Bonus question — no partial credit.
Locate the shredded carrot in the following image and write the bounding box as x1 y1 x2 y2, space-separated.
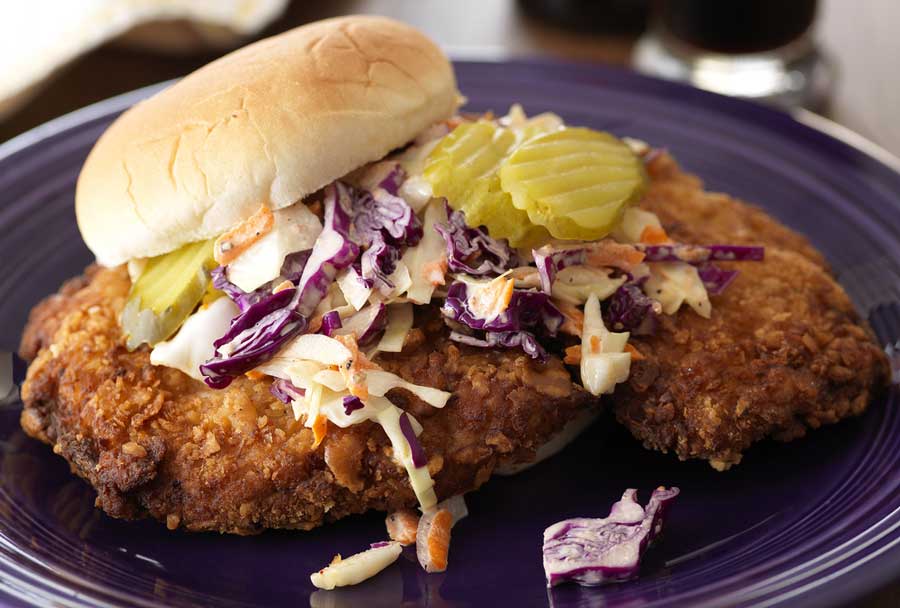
468 275 514 320
423 255 448 286
334 334 379 400
214 205 274 265
590 335 602 354
425 509 453 572
564 345 581 365
311 415 328 448
272 280 293 293
639 225 669 244
555 301 584 336
509 266 541 289
625 343 646 361
307 199 324 219
584 240 645 270
307 314 324 334
386 510 420 546
245 370 265 381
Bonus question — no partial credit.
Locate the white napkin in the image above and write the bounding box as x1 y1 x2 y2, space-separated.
0 0 288 119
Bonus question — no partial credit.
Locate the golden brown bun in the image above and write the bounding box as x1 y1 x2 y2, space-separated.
76 15 459 266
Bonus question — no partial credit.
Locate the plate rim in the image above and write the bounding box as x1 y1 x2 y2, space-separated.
1 59 898 608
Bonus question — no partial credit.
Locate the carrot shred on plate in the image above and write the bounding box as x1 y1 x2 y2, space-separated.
590 335 602 354
424 509 453 572
386 509 420 546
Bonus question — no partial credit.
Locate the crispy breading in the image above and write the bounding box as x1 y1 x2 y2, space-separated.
641 152 828 268
19 266 593 534
17 150 891 533
619 154 891 469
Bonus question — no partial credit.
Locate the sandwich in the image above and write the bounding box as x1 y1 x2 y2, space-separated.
19 13 889 553
20 15 601 535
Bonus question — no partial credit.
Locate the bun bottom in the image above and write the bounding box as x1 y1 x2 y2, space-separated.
495 408 600 476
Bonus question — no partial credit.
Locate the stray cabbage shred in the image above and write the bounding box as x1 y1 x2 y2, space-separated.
137 105 765 515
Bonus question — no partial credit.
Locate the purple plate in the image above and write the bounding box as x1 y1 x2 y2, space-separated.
1 60 899 608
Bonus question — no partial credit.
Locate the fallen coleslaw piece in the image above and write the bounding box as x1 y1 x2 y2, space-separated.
416 495 469 573
310 541 403 590
542 487 680 587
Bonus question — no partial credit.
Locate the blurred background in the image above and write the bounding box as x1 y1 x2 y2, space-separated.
1 0 899 158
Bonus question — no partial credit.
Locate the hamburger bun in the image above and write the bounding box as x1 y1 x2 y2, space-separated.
76 15 459 267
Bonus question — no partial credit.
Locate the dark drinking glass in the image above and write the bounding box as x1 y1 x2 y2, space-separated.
633 0 831 111
659 0 817 54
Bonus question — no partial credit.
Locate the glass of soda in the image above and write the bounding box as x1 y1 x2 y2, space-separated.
633 0 832 110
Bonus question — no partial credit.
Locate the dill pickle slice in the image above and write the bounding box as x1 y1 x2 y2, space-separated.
464 177 551 247
424 121 544 247
121 239 216 350
499 128 647 240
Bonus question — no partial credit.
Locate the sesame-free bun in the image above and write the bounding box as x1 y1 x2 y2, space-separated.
76 15 459 266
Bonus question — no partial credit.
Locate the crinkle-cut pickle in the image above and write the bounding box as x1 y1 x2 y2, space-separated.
424 121 547 247
499 127 647 240
121 238 216 350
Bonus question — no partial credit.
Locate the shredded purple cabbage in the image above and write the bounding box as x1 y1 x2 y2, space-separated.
434 204 518 276
637 243 764 264
319 310 343 336
292 183 361 317
543 487 680 587
697 263 740 296
342 395 365 415
399 412 427 467
605 283 658 335
532 245 587 294
212 250 311 312
379 165 405 195
201 183 360 388
346 183 421 294
200 288 307 388
449 330 549 362
270 378 305 404
352 188 422 248
336 303 387 346
369 541 394 549
359 236 401 294
442 282 563 337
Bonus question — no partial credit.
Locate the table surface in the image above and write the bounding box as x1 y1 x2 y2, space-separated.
1 1 897 606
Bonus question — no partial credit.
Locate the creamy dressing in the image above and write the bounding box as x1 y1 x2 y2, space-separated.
310 542 402 590
227 202 322 292
579 292 631 396
551 266 627 306
375 303 414 353
612 207 664 244
149 297 239 380
401 199 448 304
643 262 711 318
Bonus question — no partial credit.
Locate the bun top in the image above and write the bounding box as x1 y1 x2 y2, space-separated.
76 15 459 266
